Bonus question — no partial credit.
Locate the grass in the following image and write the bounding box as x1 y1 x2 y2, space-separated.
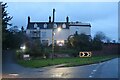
17 54 118 68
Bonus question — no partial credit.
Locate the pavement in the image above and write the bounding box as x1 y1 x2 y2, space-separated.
2 50 119 78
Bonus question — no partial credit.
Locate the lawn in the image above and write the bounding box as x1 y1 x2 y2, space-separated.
17 55 118 68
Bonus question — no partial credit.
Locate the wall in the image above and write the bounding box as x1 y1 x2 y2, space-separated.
26 29 70 45
92 43 119 56
26 25 91 45
40 29 52 45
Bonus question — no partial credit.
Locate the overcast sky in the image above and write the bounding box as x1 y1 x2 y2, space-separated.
7 2 118 41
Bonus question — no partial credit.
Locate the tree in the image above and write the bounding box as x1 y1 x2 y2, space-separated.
93 31 106 42
92 31 106 50
67 33 92 51
67 31 107 51
1 2 13 49
105 36 111 43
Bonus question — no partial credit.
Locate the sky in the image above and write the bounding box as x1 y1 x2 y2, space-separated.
6 2 118 41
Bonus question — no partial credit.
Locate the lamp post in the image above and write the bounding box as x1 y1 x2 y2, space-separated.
52 9 55 60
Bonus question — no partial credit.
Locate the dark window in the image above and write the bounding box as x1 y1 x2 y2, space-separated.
42 40 48 46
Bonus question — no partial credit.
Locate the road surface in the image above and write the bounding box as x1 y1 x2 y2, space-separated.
2 50 119 78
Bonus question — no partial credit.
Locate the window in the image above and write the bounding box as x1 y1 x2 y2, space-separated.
34 23 38 28
62 24 66 28
54 23 57 28
42 40 48 46
44 23 47 28
57 40 64 46
41 31 46 38
37 27 40 30
33 31 39 37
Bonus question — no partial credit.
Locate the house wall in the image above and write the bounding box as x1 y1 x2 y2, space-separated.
40 29 70 45
40 29 52 45
54 29 70 40
26 26 91 46
26 29 70 45
26 29 40 37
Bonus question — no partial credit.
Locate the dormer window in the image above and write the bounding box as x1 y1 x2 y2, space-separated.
62 24 66 28
34 23 38 28
54 23 57 28
44 23 47 28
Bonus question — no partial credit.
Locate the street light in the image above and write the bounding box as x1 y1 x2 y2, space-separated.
20 44 26 59
57 27 62 32
51 9 62 59
20 45 26 52
52 9 55 59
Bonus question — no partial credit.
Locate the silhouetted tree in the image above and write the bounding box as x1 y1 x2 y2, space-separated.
92 31 106 50
67 33 92 51
1 2 13 49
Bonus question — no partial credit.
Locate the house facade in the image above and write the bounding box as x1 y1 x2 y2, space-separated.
26 16 91 46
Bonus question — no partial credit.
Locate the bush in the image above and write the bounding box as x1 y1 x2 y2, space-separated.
16 50 23 59
28 47 43 57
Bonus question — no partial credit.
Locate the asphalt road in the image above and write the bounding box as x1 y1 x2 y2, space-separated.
2 50 119 78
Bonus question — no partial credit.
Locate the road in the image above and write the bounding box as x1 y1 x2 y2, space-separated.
2 50 119 78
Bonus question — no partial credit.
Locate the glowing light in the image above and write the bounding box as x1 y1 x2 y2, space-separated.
57 27 61 32
20 45 26 50
57 40 64 46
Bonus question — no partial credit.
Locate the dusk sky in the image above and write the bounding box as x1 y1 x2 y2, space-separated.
7 2 118 41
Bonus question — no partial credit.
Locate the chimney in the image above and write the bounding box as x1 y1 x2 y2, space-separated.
49 16 51 22
28 16 30 23
66 16 69 23
53 9 55 22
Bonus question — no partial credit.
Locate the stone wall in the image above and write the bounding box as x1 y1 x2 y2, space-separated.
92 43 119 56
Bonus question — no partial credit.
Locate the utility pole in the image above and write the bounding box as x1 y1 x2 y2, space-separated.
52 9 55 60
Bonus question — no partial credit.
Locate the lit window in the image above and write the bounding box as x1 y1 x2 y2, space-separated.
57 40 64 46
62 24 66 28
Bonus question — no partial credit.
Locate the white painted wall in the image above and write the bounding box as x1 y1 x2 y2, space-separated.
54 29 70 40
40 29 70 45
26 29 69 45
26 29 40 37
26 25 91 45
40 29 52 45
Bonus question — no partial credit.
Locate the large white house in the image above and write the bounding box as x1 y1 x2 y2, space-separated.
26 16 91 46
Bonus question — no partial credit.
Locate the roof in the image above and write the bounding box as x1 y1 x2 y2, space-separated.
69 22 91 27
27 21 91 29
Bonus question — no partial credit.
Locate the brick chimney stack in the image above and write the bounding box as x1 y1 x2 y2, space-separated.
66 16 69 23
28 16 30 23
49 16 51 22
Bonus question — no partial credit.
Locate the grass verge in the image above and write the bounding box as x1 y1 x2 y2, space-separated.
17 55 118 68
